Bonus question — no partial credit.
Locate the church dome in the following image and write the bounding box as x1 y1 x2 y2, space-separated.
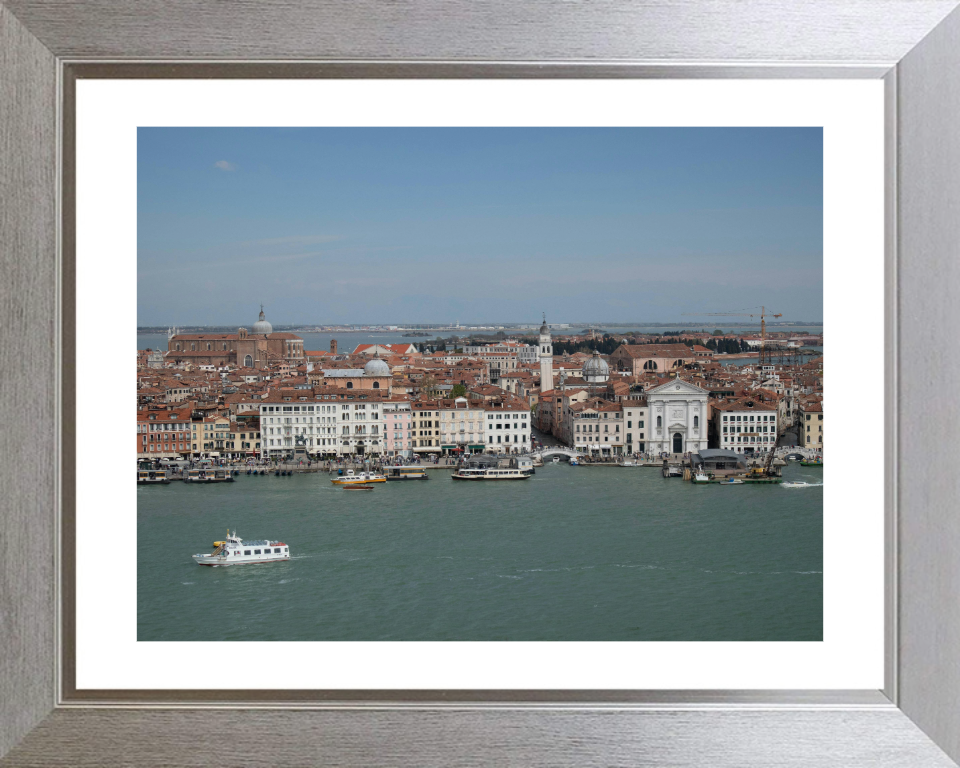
364 354 391 376
252 306 273 335
582 350 610 381
539 312 549 334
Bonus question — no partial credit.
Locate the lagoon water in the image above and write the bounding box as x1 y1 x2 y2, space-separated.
137 326 823 356
138 462 822 642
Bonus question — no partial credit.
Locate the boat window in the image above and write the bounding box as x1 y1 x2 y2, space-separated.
284 547 288 552
244 550 251 555
254 549 261 554
274 548 281 553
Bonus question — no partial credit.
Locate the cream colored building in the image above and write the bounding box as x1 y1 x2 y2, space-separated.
437 397 487 454
797 400 824 452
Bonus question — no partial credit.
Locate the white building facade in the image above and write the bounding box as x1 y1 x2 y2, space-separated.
645 378 709 455
484 402 531 453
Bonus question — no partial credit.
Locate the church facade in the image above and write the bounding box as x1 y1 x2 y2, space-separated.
165 307 304 370
645 378 709 455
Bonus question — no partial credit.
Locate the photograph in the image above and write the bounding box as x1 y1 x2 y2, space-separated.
136 126 824 642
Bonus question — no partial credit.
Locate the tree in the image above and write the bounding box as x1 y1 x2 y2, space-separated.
713 329 724 336
450 383 467 398
420 374 439 398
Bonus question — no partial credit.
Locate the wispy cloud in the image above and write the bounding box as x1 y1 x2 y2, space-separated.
214 160 237 171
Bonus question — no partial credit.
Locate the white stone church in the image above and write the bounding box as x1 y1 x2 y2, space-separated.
646 378 709 455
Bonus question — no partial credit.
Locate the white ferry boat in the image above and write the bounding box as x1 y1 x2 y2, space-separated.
192 531 290 566
331 469 386 485
693 468 711 483
451 467 531 481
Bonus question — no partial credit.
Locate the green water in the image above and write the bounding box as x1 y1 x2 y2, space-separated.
138 463 822 641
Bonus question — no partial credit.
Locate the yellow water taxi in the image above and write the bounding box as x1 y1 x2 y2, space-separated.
331 470 386 485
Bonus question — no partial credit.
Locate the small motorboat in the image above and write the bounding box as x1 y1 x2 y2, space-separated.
693 469 711 483
782 481 813 488
552 457 560 464
569 458 579 466
722 478 744 484
344 484 374 491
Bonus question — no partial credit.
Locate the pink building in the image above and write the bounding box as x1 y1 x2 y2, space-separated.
383 399 414 456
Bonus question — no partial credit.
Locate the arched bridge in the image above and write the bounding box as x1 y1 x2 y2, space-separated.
533 447 583 460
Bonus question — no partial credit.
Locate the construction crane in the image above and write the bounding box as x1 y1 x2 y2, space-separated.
682 306 783 367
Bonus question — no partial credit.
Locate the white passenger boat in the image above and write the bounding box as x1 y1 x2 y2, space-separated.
192 531 290 566
331 469 386 485
451 467 531 481
693 469 711 483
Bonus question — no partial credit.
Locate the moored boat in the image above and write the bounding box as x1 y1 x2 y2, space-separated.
385 466 429 481
331 469 386 485
722 478 744 484
693 469 711 483
138 469 170 484
343 485 374 491
451 467 531 481
192 531 290 566
184 466 234 483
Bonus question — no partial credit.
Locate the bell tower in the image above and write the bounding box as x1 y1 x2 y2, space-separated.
539 312 553 391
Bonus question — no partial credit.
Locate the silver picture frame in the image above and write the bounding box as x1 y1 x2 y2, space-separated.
2 1 959 764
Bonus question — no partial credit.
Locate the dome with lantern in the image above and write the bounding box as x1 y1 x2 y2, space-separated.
582 349 610 383
252 305 273 335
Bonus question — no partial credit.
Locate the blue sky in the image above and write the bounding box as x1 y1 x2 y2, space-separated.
138 127 822 326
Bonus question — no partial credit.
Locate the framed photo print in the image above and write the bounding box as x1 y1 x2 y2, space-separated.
2 1 960 766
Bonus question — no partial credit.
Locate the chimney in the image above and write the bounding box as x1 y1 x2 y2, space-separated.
330 339 338 354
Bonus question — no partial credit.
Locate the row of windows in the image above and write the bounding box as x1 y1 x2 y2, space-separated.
140 422 183 431
263 403 380 413
488 434 526 443
722 414 775 422
242 547 286 555
576 424 620 433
